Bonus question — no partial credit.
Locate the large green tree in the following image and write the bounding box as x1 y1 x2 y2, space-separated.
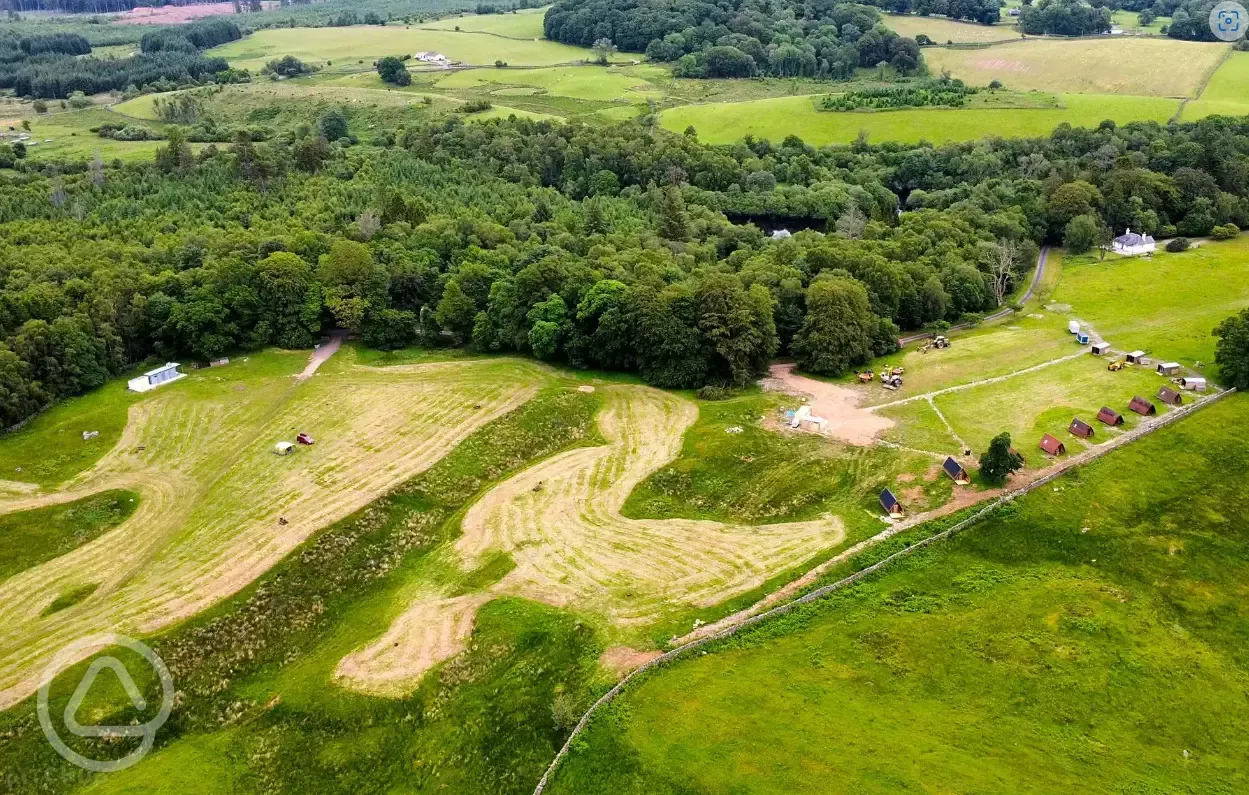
1214 308 1249 390
792 277 875 376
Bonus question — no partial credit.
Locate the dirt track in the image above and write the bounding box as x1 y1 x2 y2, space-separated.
0 355 546 710
337 385 846 694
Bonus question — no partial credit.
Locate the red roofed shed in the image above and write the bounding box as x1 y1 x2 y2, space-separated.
1129 396 1156 416
1158 387 1183 406
1097 407 1124 426
1069 418 1095 439
1040 434 1066 455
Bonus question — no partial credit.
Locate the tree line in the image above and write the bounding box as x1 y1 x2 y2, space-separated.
545 0 923 79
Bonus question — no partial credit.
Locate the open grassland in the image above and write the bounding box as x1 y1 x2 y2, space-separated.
1051 236 1249 374
884 14 1020 43
1112 8 1171 32
207 25 596 70
1184 51 1249 120
420 7 549 38
548 395 1249 795
0 349 551 710
0 491 136 585
11 108 173 162
435 65 661 101
660 93 1178 146
923 38 1227 96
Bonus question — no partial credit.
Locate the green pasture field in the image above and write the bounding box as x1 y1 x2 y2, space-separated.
419 6 549 38
1184 51 1249 120
435 65 662 101
1111 9 1170 33
548 393 1249 794
883 13 1020 43
0 490 137 584
922 38 1227 97
1050 235 1249 375
660 92 1178 146
7 108 171 163
207 25 598 71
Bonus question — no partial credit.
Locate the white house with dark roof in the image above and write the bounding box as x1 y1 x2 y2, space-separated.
1112 228 1156 255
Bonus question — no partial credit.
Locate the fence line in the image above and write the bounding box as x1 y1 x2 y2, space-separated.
531 386 1235 794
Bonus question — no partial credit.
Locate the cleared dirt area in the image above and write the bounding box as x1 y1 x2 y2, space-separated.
0 354 548 710
338 385 846 694
763 363 894 445
111 2 273 24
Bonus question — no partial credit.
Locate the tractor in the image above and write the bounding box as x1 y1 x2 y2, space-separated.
1107 360 1126 372
880 372 903 390
857 371 874 383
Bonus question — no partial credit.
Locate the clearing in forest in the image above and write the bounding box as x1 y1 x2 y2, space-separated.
883 14 1021 43
336 385 846 695
419 7 550 38
0 350 549 710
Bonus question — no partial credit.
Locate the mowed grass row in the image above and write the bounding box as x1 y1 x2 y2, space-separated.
660 93 1179 146
547 394 1249 794
206 25 598 70
922 38 1227 97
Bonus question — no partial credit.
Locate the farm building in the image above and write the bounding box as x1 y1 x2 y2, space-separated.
1112 228 1156 255
1156 362 1181 376
1126 351 1148 364
274 441 294 456
1091 342 1111 355
1097 406 1124 426
414 51 450 64
1129 396 1157 415
879 488 903 518
1158 386 1183 406
1040 434 1066 455
1069 418 1095 439
1180 376 1207 391
127 363 183 393
942 456 970 485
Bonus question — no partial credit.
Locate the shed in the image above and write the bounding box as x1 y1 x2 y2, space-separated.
274 441 294 456
1129 396 1156 416
127 362 184 393
1091 342 1111 355
1180 376 1207 392
942 456 970 485
1156 362 1181 376
1076 332 1090 345
1068 320 1081 334
1096 406 1124 426
1068 418 1095 439
1126 350 1148 364
1158 386 1183 406
879 488 903 518
1040 434 1066 455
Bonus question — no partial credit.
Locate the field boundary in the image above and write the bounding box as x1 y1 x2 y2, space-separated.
531 386 1236 794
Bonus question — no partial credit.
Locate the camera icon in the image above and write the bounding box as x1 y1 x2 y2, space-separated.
37 633 175 773
1210 1 1248 40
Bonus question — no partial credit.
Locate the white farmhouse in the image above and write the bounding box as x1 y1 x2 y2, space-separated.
127 362 184 393
1112 228 1156 256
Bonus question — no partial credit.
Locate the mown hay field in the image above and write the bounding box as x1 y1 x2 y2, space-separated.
660 92 1179 146
419 7 549 38
0 349 551 710
435 65 662 101
548 394 1249 794
207 25 595 70
1184 51 1249 120
922 38 1226 96
883 13 1021 43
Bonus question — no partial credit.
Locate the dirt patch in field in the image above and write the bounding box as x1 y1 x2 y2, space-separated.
923 464 942 482
761 363 894 446
600 646 661 678
296 334 342 381
111 2 274 24
895 472 916 483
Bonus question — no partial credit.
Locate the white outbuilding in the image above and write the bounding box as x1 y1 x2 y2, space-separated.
1112 228 1156 256
127 363 183 393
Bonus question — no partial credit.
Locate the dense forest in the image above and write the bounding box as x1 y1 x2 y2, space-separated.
0 109 1247 429
0 18 237 97
1019 0 1112 36
545 0 924 78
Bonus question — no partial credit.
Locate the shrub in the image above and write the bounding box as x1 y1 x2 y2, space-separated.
1165 237 1191 252
695 385 736 401
1211 223 1240 240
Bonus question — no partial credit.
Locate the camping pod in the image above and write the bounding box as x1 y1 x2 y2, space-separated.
1129 396 1156 416
1158 386 1183 406
1096 407 1124 426
1091 342 1111 355
1040 434 1066 456
1156 362 1181 376
879 488 903 518
1076 332 1090 345
1068 418 1095 439
1126 351 1148 364
1180 376 1207 392
942 456 970 485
